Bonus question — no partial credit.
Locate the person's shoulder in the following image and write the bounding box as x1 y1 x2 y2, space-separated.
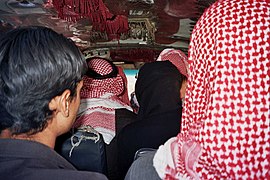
115 108 138 134
61 170 108 180
116 108 137 118
1 167 108 180
21 169 108 180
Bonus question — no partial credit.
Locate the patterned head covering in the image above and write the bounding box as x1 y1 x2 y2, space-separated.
80 57 125 99
74 57 131 144
153 0 270 179
157 48 188 77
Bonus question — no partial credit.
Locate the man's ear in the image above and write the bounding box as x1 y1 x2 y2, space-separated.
59 89 71 117
48 89 71 117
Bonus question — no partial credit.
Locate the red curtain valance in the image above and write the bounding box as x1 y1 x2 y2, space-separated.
49 0 129 40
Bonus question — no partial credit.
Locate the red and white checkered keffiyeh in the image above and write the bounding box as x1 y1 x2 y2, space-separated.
74 58 132 144
80 58 126 99
157 48 189 78
153 0 270 179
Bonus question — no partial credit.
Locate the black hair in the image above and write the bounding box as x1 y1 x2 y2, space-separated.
0 26 87 135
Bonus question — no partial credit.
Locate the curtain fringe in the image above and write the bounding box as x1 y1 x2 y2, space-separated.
52 0 129 39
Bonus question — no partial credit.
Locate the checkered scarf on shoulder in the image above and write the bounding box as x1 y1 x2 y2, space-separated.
74 57 132 144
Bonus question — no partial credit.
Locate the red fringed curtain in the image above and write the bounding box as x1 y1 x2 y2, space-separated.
51 0 129 39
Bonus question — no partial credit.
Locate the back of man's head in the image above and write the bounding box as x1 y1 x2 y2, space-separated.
0 26 87 135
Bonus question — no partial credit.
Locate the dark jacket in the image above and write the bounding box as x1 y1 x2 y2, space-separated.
0 138 108 180
106 108 137 180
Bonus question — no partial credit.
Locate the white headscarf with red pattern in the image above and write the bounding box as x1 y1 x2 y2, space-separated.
153 0 270 179
73 58 132 144
157 48 189 78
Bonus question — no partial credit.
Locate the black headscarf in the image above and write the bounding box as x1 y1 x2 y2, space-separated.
135 61 183 120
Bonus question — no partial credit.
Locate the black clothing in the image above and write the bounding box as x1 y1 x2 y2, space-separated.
117 108 181 179
106 108 137 180
135 61 183 120
117 61 183 179
0 138 108 180
115 108 138 135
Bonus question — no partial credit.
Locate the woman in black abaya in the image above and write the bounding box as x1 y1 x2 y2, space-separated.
117 57 188 179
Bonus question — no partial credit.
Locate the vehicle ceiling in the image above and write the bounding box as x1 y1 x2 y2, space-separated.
0 0 216 67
